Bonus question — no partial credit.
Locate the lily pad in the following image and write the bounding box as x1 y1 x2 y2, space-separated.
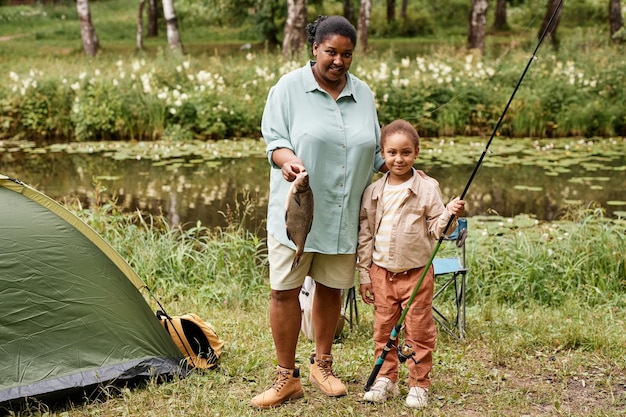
513 185 543 191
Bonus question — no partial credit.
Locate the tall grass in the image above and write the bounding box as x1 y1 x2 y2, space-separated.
69 187 268 308
467 207 626 307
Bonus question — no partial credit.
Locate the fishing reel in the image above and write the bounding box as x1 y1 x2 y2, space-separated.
397 342 419 365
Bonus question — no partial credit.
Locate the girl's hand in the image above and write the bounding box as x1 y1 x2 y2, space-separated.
447 197 466 217
360 283 375 305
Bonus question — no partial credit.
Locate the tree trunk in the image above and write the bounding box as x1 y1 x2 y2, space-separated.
493 0 508 30
468 0 488 53
539 0 563 50
162 0 183 54
137 0 145 50
76 0 99 56
357 0 372 53
386 0 396 24
400 0 408 20
282 0 307 57
344 0 355 24
148 0 158 37
609 0 624 43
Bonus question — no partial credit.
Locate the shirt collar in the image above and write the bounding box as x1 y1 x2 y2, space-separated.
372 168 425 200
304 61 356 102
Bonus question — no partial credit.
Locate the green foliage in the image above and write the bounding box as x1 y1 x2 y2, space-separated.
467 208 626 307
1 0 625 141
71 187 267 308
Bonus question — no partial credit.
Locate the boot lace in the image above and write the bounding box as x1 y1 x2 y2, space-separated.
270 369 290 392
316 358 337 380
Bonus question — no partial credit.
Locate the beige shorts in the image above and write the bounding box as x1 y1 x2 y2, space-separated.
267 234 357 291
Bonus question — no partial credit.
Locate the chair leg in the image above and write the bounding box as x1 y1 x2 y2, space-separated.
344 287 359 330
458 272 466 340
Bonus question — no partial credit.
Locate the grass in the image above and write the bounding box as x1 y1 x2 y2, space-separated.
4 200 625 417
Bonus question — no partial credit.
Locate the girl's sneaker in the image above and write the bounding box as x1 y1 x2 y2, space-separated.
406 386 428 408
363 377 399 402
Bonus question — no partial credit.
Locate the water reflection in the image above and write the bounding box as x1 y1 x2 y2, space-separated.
1 146 624 234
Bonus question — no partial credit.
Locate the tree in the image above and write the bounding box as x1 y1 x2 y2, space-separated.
468 0 488 53
344 0 355 24
493 0 508 30
400 0 408 20
76 0 98 56
357 0 373 53
137 0 146 50
609 0 624 44
538 0 563 50
162 0 183 54
386 0 396 24
282 0 307 57
148 0 158 37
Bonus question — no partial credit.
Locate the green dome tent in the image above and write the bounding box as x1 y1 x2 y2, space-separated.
0 175 185 406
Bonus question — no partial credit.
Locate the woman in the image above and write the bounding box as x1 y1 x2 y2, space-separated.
250 15 385 409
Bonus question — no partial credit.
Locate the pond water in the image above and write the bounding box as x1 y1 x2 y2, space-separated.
1 137 625 233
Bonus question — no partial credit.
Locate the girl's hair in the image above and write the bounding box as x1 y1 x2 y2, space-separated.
381 119 420 148
305 15 357 47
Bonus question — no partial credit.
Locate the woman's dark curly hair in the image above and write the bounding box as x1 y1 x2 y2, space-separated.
305 15 357 47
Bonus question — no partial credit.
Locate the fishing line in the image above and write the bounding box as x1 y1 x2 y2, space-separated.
364 0 564 392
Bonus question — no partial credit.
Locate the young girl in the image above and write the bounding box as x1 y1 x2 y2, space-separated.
357 119 465 408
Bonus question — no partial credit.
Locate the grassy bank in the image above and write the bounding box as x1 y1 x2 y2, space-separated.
5 200 624 417
1 1 625 141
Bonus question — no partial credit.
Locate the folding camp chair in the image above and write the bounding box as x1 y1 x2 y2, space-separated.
432 218 468 340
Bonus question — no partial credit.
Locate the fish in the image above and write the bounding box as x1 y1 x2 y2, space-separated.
285 171 314 270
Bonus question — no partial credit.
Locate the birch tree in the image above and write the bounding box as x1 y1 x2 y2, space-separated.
357 0 372 53
282 0 307 57
137 0 146 50
162 0 184 54
468 0 488 53
76 0 99 56
609 0 624 43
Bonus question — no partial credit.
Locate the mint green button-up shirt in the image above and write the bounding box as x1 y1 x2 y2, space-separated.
262 61 384 255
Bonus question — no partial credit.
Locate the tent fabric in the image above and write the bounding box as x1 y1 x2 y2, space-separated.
0 175 184 405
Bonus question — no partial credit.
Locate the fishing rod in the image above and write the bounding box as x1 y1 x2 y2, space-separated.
364 0 564 392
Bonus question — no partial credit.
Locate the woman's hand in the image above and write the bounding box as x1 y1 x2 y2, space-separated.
281 157 305 182
272 148 305 182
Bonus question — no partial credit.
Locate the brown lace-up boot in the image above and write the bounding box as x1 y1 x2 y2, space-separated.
309 353 347 397
250 366 304 409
